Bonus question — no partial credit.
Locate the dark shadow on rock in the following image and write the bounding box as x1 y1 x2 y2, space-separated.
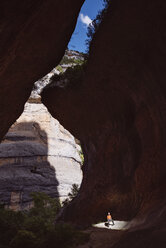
0 121 59 210
42 0 166 231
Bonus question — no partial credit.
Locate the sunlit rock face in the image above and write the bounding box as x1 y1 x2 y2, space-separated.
0 0 84 141
0 101 82 209
42 0 166 239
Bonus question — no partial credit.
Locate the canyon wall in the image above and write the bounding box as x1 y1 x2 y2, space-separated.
42 0 166 245
0 100 82 209
0 0 84 141
0 0 165 247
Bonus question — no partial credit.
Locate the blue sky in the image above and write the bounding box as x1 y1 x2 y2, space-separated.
68 0 105 53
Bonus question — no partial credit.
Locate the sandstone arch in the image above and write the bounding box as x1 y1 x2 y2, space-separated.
42 0 166 246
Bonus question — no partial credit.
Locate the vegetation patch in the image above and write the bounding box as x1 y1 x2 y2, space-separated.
79 146 84 166
49 62 86 89
86 0 111 52
59 56 84 66
62 184 80 207
0 192 89 248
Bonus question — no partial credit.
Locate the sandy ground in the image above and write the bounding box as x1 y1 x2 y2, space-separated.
93 220 129 230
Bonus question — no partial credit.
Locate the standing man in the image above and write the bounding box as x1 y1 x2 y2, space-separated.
107 212 114 226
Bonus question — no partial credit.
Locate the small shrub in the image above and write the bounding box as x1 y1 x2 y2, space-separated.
86 0 111 52
49 62 86 89
29 192 61 220
59 56 75 65
10 230 37 248
56 65 63 73
0 192 89 248
68 184 80 200
41 223 89 248
79 146 84 165
62 184 80 207
59 55 85 66
0 207 25 245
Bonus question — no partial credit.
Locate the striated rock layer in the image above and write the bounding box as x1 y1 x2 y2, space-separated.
42 0 166 246
0 101 82 210
0 0 84 141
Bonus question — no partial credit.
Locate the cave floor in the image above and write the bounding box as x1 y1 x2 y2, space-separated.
77 221 129 248
93 221 129 230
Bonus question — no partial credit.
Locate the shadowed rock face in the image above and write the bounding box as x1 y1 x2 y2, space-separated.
42 0 166 235
0 0 166 246
0 0 84 141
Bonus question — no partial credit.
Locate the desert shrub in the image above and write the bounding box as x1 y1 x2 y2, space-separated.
59 55 85 66
79 146 84 166
49 62 86 89
59 56 76 65
22 192 61 238
62 184 80 206
42 223 75 248
73 58 85 65
42 223 89 248
29 192 61 219
68 184 80 200
63 64 85 86
86 0 111 52
0 192 89 248
0 208 25 246
56 65 63 73
10 230 37 248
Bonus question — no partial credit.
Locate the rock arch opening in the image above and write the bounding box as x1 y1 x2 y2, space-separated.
41 2 166 247
0 0 108 209
0 0 166 247
0 88 83 208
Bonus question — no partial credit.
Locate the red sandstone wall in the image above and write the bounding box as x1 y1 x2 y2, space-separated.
42 0 166 228
0 0 84 141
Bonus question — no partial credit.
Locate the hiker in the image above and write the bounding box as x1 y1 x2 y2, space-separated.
107 212 114 226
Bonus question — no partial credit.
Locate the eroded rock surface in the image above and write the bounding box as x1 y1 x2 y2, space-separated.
0 101 82 209
0 0 166 246
42 0 166 245
0 0 84 141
